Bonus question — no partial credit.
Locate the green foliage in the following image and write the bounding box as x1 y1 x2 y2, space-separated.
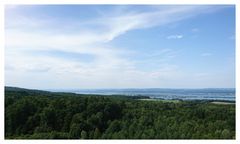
81 130 87 139
5 87 235 139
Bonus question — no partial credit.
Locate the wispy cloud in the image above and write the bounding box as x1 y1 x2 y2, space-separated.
5 5 230 88
166 34 183 39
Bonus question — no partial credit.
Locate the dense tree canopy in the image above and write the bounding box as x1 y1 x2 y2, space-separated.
5 87 235 139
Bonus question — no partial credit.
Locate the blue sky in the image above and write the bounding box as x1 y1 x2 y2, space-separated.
5 5 235 89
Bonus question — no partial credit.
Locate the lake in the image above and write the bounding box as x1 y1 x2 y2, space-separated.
67 88 235 101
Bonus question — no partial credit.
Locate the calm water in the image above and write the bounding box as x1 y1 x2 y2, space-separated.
67 88 235 101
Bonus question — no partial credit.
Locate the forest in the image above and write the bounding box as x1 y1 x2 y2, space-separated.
5 87 235 139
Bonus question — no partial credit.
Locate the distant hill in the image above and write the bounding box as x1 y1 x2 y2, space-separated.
5 86 49 93
4 86 150 100
4 86 51 93
4 86 56 98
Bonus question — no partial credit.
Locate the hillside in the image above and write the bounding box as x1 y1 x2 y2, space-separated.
5 87 235 139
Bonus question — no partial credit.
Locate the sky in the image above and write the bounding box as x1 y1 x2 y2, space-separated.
5 5 235 89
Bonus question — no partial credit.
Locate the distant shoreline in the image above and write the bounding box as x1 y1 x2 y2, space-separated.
139 98 235 104
73 93 236 102
211 101 235 105
5 86 236 102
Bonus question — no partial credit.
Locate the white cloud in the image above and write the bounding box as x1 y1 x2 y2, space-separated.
167 35 183 39
101 6 218 41
5 5 228 89
5 5 20 10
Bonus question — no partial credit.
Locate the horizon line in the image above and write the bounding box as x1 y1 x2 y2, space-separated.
5 85 236 91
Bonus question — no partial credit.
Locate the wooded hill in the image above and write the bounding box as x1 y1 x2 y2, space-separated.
5 87 235 139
